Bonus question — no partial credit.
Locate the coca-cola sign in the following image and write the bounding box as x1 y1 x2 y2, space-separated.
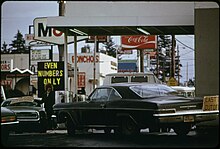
121 35 157 50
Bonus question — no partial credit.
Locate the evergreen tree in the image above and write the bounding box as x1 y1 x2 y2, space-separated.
1 41 9 54
9 30 28 54
102 37 118 58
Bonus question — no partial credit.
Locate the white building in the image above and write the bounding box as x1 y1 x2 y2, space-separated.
1 54 31 95
53 52 117 95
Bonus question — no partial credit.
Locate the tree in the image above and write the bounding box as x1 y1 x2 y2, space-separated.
102 37 118 58
1 41 9 54
154 35 172 82
9 30 28 54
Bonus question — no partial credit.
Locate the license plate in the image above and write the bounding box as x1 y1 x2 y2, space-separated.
184 115 194 122
203 95 219 111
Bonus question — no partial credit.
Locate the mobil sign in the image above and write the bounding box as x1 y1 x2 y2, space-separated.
34 17 88 45
121 35 157 50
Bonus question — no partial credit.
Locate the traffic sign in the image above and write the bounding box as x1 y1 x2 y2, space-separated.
167 77 178 86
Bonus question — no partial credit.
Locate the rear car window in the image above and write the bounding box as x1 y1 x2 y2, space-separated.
131 76 148 82
130 84 177 98
111 76 128 83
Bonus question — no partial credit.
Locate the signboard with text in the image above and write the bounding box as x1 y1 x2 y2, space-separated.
86 36 108 43
1 60 11 72
121 35 157 50
37 61 64 97
78 72 86 88
34 17 88 45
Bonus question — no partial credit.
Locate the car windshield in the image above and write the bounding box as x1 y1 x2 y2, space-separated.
130 84 178 98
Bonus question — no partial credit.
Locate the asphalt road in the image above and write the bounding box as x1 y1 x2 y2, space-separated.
3 129 219 148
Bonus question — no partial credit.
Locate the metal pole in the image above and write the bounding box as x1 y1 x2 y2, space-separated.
140 49 144 72
93 36 97 90
186 62 188 83
64 29 68 94
171 35 176 78
58 0 65 61
177 45 180 85
74 35 78 102
156 36 159 78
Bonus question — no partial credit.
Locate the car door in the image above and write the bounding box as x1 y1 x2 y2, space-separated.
81 88 111 125
105 88 123 126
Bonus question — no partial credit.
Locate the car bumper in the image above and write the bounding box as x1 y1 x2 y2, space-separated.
153 110 219 123
16 119 47 132
1 121 19 133
1 121 19 126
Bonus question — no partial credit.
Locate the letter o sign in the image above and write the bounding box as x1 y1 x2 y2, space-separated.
53 29 63 37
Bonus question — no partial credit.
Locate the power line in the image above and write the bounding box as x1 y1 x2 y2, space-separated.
175 38 194 51
184 35 194 39
181 50 194 56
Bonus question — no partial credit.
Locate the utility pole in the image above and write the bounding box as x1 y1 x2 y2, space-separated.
177 45 180 85
171 35 176 78
156 48 159 78
186 62 188 83
93 36 97 90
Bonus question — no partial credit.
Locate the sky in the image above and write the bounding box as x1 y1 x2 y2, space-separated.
1 1 195 84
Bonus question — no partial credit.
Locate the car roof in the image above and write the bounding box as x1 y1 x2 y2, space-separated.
105 72 154 76
96 83 169 99
98 82 165 88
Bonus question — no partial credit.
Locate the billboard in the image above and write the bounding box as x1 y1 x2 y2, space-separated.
34 17 88 45
37 61 64 97
121 35 157 50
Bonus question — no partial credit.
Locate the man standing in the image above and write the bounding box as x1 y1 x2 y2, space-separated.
40 83 55 129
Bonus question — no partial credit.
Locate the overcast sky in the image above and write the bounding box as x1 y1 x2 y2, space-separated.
1 1 195 84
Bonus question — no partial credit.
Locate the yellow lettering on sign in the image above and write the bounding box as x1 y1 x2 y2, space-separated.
43 78 61 86
38 70 63 77
44 62 58 69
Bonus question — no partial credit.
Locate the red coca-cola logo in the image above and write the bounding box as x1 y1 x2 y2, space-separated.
127 36 149 44
121 35 157 50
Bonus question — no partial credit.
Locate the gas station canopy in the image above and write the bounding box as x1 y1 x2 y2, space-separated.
45 1 196 36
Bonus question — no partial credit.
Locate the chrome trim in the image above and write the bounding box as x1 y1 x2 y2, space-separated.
157 113 218 123
1 121 19 125
153 110 219 117
180 105 197 109
17 118 40 122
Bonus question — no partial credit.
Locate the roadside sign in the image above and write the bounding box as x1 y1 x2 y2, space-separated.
167 77 178 86
203 95 219 111
34 17 88 45
86 36 109 43
121 35 157 50
37 61 65 97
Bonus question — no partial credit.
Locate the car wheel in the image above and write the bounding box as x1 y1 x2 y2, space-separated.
149 125 160 133
104 128 112 134
66 117 75 135
173 124 192 136
160 127 171 132
121 118 139 135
